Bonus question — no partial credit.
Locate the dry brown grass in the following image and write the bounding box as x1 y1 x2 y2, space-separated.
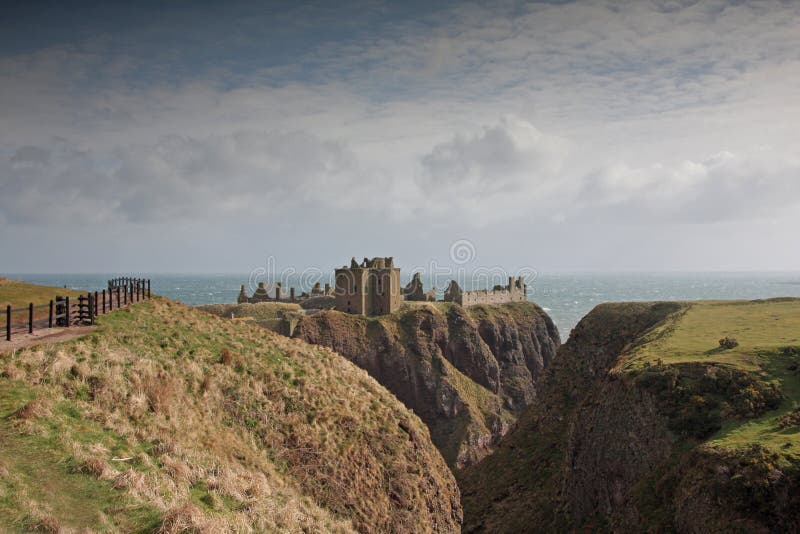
11 398 52 420
73 455 114 480
139 369 182 416
27 513 60 533
157 503 208 533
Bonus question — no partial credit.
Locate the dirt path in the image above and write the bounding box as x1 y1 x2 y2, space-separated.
0 326 96 354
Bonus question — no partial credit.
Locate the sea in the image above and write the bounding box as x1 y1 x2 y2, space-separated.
5 272 800 339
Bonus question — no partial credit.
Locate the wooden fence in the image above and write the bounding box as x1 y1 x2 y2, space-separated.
2 278 151 342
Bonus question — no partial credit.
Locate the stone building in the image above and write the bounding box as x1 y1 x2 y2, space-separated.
237 282 287 303
444 277 527 307
402 273 436 302
238 282 272 303
335 257 401 315
310 282 333 296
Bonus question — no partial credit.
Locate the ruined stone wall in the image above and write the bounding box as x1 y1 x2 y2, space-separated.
446 277 527 307
460 287 526 306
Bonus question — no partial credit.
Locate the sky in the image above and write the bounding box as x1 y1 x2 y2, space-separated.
1 0 799 274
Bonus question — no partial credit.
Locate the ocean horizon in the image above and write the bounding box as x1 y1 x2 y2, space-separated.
5 271 800 337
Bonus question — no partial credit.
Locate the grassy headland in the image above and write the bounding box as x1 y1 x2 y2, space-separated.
461 298 800 532
623 299 800 460
0 282 461 533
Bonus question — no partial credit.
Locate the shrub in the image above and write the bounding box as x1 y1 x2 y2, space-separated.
781 346 800 357
635 362 782 438
719 337 739 350
778 408 800 429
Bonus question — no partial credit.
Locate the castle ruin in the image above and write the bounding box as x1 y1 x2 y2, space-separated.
334 257 401 315
238 281 333 304
238 257 528 316
443 277 527 307
402 272 437 302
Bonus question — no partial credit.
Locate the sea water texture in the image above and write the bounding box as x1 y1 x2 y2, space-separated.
6 272 800 337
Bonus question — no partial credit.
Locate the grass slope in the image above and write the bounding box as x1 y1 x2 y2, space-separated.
0 278 84 309
624 298 800 460
0 278 84 325
0 292 461 533
0 381 161 532
197 302 303 334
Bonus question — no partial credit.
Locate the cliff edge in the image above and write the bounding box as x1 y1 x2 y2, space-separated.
460 298 800 532
293 301 560 469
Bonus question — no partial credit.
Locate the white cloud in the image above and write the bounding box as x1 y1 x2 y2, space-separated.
577 148 800 223
416 115 569 224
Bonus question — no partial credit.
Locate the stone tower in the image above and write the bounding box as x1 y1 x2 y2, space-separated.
335 256 401 315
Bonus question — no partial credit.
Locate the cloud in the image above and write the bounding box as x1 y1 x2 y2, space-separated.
2 0 800 271
577 148 800 223
3 117 799 233
416 115 569 224
0 131 387 225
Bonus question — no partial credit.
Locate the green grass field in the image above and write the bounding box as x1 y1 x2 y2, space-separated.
0 278 84 309
0 278 86 326
624 298 800 460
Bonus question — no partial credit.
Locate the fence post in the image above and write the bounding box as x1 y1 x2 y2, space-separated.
117 287 121 307
94 291 99 316
6 305 10 341
29 303 34 334
88 293 94 326
49 300 54 328
65 296 71 327
147 279 151 298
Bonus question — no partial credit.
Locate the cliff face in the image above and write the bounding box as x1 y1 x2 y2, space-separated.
292 302 560 469
460 299 800 532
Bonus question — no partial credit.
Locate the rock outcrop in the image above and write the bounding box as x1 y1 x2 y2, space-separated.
292 301 560 468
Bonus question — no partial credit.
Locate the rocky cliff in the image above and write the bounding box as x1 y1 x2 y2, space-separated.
293 301 560 469
459 298 800 532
